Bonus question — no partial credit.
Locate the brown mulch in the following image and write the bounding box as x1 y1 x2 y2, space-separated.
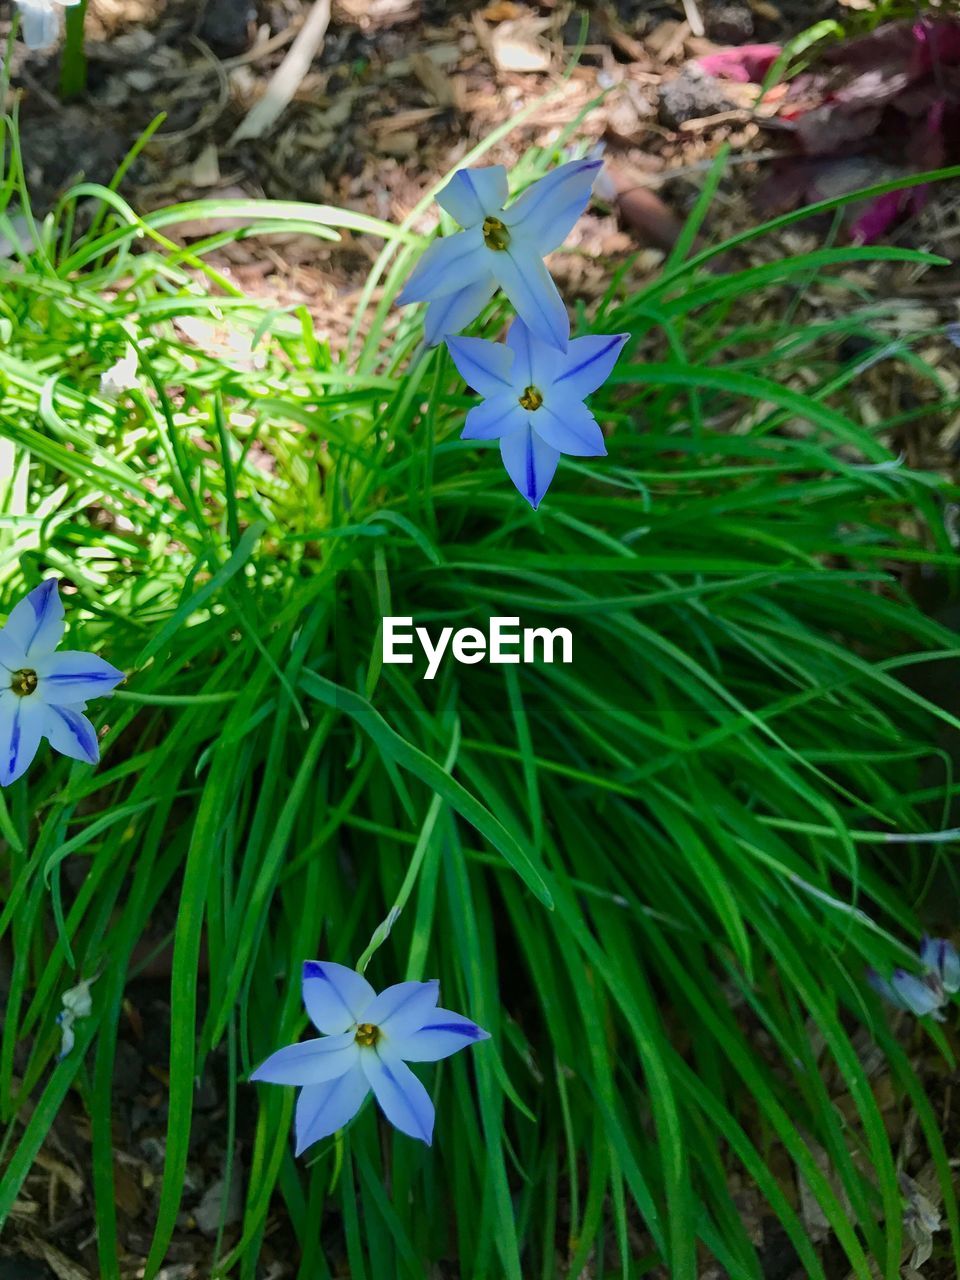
0 0 902 336
4 0 959 363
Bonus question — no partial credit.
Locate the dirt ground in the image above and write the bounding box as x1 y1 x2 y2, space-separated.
7 0 956 342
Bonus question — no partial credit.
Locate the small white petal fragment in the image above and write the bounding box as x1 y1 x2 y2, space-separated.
15 0 79 50
99 346 139 400
57 978 93 1058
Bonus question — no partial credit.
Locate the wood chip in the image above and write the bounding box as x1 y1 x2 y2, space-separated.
489 17 553 73
410 51 456 105
190 143 221 187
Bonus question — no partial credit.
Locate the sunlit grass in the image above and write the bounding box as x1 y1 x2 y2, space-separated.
1 105 960 1278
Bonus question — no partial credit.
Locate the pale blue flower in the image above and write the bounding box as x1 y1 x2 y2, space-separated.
0 579 124 786
56 977 93 1059
251 961 490 1153
15 0 80 49
446 318 628 509
398 158 602 350
867 935 960 1021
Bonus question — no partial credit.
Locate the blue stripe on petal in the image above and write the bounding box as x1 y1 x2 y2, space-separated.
420 1021 483 1038
0 697 44 785
493 250 569 352
361 1049 434 1145
302 961 376 1033
34 651 123 702
294 1065 370 1156
389 1009 490 1063
532 402 606 457
500 424 560 509
553 333 629 400
364 980 438 1039
26 579 61 652
46 705 100 764
10 708 20 768
45 670 119 685
2 579 65 661
250 1032 358 1086
503 158 602 252
890 968 942 1016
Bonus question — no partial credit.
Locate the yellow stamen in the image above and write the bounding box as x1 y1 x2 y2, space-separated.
355 1022 380 1048
11 669 38 697
519 385 543 411
482 216 510 251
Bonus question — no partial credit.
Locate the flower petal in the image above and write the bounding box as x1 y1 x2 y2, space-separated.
43 704 100 764
435 166 509 228
533 402 606 457
505 318 562 388
397 226 487 304
461 395 529 442
2 579 65 661
503 158 602 252
301 960 375 1034
251 1031 359 1086
422 275 497 346
867 968 907 1009
361 1047 434 1145
445 336 515 397
492 250 569 351
0 633 27 673
552 333 629 400
500 423 560 509
294 1063 370 1155
0 694 45 786
889 969 943 1017
35 651 124 703
393 1009 491 1062
921 935 960 993
16 0 60 48
941 944 960 994
364 979 439 1040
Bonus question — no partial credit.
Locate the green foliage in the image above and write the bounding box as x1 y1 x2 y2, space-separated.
1 117 960 1278
59 0 88 102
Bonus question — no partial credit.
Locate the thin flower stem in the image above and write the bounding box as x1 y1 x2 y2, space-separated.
355 718 461 975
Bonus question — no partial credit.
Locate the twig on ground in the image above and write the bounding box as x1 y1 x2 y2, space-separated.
227 0 332 147
681 0 705 39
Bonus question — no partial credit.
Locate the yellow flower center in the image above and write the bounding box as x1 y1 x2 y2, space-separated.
11 668 38 697
519 385 543 411
482 216 510 251
355 1022 380 1048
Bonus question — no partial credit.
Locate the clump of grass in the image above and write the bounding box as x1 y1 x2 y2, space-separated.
1 109 960 1279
